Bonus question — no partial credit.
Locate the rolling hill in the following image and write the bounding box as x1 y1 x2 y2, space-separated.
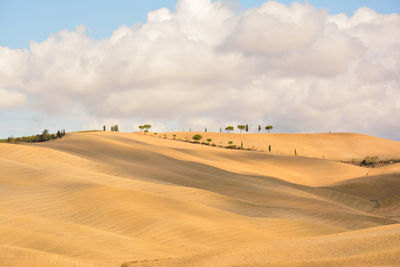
0 131 399 266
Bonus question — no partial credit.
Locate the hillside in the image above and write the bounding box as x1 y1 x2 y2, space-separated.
161 132 400 160
0 131 399 266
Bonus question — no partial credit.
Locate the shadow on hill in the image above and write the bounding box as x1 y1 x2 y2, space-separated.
37 132 399 231
320 173 400 220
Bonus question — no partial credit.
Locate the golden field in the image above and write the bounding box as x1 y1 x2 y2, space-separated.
0 131 399 266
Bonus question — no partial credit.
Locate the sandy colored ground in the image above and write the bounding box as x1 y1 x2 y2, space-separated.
0 131 399 266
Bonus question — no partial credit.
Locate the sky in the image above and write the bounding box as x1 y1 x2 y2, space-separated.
0 0 399 139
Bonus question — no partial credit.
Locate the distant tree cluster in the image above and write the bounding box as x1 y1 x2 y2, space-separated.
111 124 119 131
223 124 273 133
8 129 66 143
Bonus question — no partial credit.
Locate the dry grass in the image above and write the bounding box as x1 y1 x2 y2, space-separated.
1 131 399 266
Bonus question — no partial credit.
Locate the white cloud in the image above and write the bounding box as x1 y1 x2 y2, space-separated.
1 0 399 138
224 2 326 54
0 88 26 109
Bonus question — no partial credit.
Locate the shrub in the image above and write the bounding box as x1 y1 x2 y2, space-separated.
211 143 216 147
228 141 233 144
207 138 212 142
360 156 379 166
192 134 202 141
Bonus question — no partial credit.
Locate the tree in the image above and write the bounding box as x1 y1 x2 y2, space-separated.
258 125 261 132
143 124 151 132
103 125 106 131
114 125 119 131
205 128 207 132
245 124 248 132
192 134 202 141
111 126 114 131
225 126 234 133
265 125 273 133
138 125 144 132
237 125 246 133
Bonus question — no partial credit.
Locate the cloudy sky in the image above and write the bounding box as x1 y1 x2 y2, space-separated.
1 0 399 140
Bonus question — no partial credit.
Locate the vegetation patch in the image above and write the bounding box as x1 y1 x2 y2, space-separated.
344 156 400 168
7 129 66 143
138 124 151 133
192 134 202 141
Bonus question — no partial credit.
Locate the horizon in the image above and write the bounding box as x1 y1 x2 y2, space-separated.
1 0 400 140
2 128 396 142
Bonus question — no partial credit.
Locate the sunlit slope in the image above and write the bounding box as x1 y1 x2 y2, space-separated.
124 223 400 267
163 132 400 160
0 131 399 266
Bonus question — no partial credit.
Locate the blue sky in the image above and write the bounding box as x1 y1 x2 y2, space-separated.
0 0 399 140
1 0 400 49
